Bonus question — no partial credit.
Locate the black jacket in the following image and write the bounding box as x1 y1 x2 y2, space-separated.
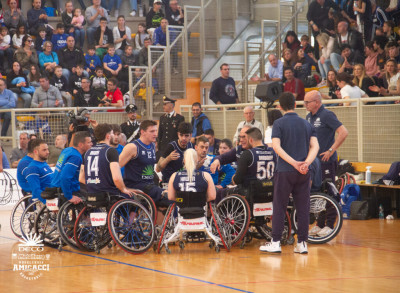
74 88 101 107
332 29 364 57
94 27 114 46
157 112 184 154
58 46 86 71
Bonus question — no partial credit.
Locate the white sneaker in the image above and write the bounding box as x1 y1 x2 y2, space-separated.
309 226 322 236
130 10 136 16
294 241 308 254
317 226 333 237
114 9 119 17
260 241 281 253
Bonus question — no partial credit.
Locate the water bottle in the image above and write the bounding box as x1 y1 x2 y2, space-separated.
379 204 384 219
354 1 358 15
365 166 372 184
139 4 143 17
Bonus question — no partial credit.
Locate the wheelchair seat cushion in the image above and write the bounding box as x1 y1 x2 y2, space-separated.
41 187 61 200
179 207 205 219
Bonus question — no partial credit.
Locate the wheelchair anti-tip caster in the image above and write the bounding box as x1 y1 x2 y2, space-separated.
107 242 113 249
215 246 220 253
179 241 185 250
58 245 62 252
166 247 171 254
209 241 215 249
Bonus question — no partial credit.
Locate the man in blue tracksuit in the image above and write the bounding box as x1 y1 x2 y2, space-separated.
17 140 35 194
51 131 93 204
24 139 54 203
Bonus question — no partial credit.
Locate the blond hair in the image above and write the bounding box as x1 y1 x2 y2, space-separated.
183 149 198 182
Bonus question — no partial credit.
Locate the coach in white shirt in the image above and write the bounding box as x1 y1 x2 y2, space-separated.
233 106 264 145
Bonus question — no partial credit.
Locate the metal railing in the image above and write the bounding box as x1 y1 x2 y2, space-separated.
180 97 400 164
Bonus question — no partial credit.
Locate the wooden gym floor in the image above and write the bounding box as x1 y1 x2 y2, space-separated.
0 210 399 293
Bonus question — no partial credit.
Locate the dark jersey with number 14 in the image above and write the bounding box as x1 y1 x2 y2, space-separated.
234 145 276 187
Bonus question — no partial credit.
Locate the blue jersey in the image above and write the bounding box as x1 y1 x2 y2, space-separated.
84 143 120 194
17 155 33 193
218 164 235 188
124 140 156 188
51 147 82 200
198 154 219 185
103 54 121 71
161 140 193 184
115 144 125 176
173 169 208 193
51 33 68 51
24 160 54 203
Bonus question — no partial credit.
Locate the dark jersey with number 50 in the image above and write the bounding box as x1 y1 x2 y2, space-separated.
84 143 120 194
234 145 276 187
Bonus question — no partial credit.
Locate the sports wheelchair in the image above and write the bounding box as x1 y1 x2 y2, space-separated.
217 179 292 248
156 191 232 254
11 194 33 239
74 191 156 254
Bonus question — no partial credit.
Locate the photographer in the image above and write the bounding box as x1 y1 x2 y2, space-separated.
67 108 98 146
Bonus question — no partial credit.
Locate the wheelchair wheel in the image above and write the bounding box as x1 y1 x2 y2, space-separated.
255 211 292 244
34 206 61 248
74 206 112 252
335 177 345 194
209 202 231 251
217 194 251 247
57 201 85 250
20 200 45 239
108 199 155 254
157 203 176 253
131 190 157 223
10 195 32 239
291 193 343 244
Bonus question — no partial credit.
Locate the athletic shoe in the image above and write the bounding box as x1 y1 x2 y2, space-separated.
130 10 137 16
317 226 333 237
259 241 281 253
294 241 308 254
309 225 322 236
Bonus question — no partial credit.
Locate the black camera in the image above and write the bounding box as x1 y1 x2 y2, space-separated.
67 109 89 132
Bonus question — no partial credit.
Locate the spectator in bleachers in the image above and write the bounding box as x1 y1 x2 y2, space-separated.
387 41 400 63
166 0 184 26
191 102 211 138
371 0 389 39
232 106 264 144
300 35 314 55
27 0 52 37
293 48 317 84
204 129 221 156
28 65 41 89
101 0 123 17
11 24 26 50
51 65 72 107
100 77 123 109
135 23 149 54
138 37 152 66
10 132 29 168
113 15 132 57
39 41 59 76
0 78 16 137
31 75 63 108
336 71 368 106
90 66 107 97
386 0 400 22
15 35 39 74
283 31 301 53
74 77 101 107
336 44 364 74
264 109 283 147
364 40 380 77
118 45 136 81
282 48 295 69
58 36 87 82
69 63 85 95
351 0 373 42
373 35 388 71
383 20 400 45
34 26 49 53
0 27 13 74
353 63 378 98
146 0 164 37
85 45 102 75
3 0 26 36
71 8 86 49
316 32 334 85
103 45 122 78
330 20 365 72
86 0 110 46
283 67 305 102
321 69 341 103
94 17 114 59
209 63 239 105
252 54 283 82
51 23 68 52
153 18 168 46
61 1 75 35
129 0 139 16
369 59 400 104
7 61 32 108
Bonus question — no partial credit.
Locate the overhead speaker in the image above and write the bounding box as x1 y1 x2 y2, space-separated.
254 81 283 103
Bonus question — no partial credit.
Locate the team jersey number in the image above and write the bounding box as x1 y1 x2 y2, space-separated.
86 156 99 177
179 182 196 192
257 161 274 180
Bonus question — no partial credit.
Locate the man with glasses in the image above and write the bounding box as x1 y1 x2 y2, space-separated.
232 106 264 145
74 77 100 107
100 78 123 111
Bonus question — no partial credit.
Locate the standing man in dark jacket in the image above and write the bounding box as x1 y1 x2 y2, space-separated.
58 36 88 82
120 104 141 143
157 96 184 158
191 102 211 138
209 63 239 105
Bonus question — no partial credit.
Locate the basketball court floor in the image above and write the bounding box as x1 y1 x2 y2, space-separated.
0 210 399 293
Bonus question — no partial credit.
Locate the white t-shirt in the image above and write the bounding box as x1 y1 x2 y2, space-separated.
0 35 11 47
12 33 25 48
340 84 365 106
388 72 400 91
264 126 272 144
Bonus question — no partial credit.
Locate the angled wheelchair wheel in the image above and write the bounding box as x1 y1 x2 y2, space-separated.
57 201 85 250
336 177 345 194
108 199 155 254
216 194 251 247
34 206 61 248
74 206 112 252
131 190 157 223
255 211 292 244
20 200 45 240
292 192 343 244
10 195 32 239
157 203 176 253
209 202 231 251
